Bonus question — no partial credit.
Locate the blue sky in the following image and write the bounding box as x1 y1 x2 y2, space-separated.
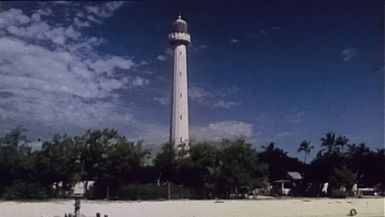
0 1 383 158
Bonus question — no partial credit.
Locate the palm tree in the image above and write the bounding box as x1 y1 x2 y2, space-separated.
319 131 337 155
261 142 275 152
347 143 357 156
336 135 349 153
347 143 370 157
297 140 314 163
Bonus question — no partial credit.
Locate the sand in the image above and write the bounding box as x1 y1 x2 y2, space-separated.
0 198 383 217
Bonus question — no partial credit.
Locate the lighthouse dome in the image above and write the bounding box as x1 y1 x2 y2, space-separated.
172 16 188 33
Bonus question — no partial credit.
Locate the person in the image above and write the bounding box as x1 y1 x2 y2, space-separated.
352 183 358 196
322 182 329 194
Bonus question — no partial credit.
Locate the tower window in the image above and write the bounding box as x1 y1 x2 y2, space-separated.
180 137 183 142
180 71 182 77
180 93 182 98
180 51 182 55
180 115 182 120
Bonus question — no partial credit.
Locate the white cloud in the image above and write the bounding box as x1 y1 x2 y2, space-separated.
52 1 74 5
86 56 135 75
165 48 173 56
130 77 149 88
36 8 52 16
73 17 91 28
259 29 267 35
188 86 241 109
32 2 125 30
188 86 212 103
226 86 241 94
153 96 169 105
155 48 173 61
0 37 134 99
191 121 253 141
156 54 167 61
191 43 208 52
198 44 207 49
0 9 30 25
0 36 135 127
229 38 241 43
212 100 240 109
0 8 93 49
84 1 124 23
341 48 358 62
276 131 294 137
285 111 305 124
131 122 168 145
0 5 150 139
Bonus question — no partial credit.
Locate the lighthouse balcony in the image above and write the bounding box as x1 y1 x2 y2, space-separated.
168 32 191 44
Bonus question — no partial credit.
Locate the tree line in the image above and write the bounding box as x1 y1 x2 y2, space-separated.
0 128 383 199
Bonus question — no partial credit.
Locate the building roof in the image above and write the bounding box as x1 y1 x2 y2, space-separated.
287 171 303 180
273 179 291 183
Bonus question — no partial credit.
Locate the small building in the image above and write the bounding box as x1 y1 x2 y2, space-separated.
272 171 303 195
72 180 95 196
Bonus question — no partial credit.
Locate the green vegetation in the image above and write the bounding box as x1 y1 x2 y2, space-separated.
0 128 383 199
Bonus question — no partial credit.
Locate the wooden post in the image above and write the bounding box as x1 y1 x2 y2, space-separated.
281 182 284 195
106 183 110 200
167 181 171 200
74 196 81 217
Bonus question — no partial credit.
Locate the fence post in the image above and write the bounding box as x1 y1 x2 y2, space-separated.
167 181 171 200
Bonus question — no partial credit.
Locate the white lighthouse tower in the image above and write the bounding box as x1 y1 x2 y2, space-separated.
168 15 191 153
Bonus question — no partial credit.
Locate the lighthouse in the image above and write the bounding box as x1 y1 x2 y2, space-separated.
168 16 191 153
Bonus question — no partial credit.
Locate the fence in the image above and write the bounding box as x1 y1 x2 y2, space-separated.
113 183 192 200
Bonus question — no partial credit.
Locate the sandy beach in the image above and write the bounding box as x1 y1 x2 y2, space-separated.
0 197 383 217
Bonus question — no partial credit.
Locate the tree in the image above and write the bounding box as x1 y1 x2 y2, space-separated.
34 134 79 196
297 140 314 163
336 135 349 153
153 143 178 184
332 166 357 191
309 134 355 192
33 129 149 199
75 129 120 182
346 143 383 187
0 128 54 199
259 142 304 181
98 137 148 199
190 139 268 198
182 142 218 194
154 139 269 199
218 139 259 195
80 129 149 199
0 128 32 195
319 131 337 156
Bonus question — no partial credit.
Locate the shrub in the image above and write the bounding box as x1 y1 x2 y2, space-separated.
329 189 347 198
3 182 48 200
114 183 191 200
